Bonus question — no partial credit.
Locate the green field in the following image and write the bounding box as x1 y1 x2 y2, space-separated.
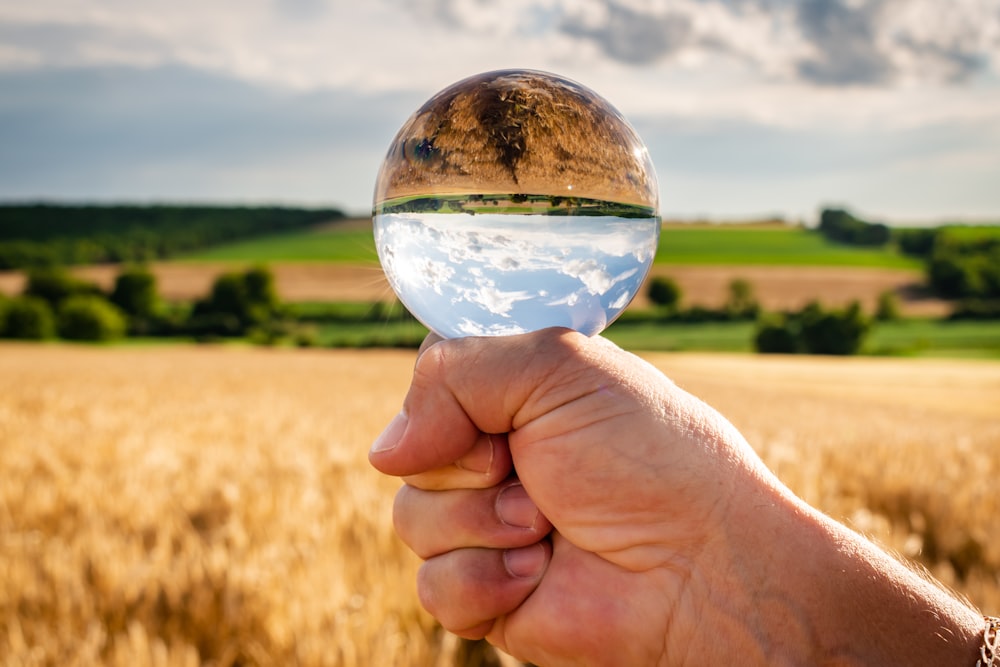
179 223 924 268
600 318 1000 358
180 227 379 263
654 227 921 268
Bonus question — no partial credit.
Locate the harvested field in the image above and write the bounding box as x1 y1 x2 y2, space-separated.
643 264 949 317
0 262 949 317
1 344 998 665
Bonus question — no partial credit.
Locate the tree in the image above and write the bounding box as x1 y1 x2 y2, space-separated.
875 290 901 321
23 267 101 309
896 228 938 258
57 295 127 341
1 296 55 339
754 314 799 354
817 208 890 247
647 276 681 310
190 265 282 336
110 266 158 319
798 300 871 355
753 301 871 356
110 265 162 335
725 278 760 320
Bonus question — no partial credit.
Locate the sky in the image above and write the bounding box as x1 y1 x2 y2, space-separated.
1 0 999 224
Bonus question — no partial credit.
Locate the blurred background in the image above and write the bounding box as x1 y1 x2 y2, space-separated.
2 2 1000 666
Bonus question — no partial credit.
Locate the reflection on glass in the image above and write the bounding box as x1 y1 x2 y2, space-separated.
372 70 660 338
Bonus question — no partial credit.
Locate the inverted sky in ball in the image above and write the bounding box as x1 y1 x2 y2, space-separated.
373 69 660 339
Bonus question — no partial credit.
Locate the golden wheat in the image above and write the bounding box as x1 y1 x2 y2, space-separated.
1 344 998 665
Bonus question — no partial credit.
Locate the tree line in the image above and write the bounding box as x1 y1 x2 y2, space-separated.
0 265 285 342
0 264 418 346
0 204 344 269
817 208 1000 316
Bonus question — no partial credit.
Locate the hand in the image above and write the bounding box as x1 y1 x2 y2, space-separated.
370 329 984 666
370 328 781 663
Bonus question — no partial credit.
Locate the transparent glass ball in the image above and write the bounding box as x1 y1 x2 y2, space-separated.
373 69 660 338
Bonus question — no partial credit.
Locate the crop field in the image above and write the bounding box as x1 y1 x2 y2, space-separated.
2 344 999 666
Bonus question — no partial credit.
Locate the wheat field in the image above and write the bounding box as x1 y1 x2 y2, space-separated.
1 343 998 666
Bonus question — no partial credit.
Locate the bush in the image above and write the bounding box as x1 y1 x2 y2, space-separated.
926 236 1000 300
647 276 681 309
799 301 870 355
754 315 800 354
190 266 282 336
875 290 901 321
110 265 162 335
754 301 871 356
818 208 890 247
24 267 102 309
57 295 127 341
725 278 760 320
110 266 158 319
2 296 55 339
896 228 939 258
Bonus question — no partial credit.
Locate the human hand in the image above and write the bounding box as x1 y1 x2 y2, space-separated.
369 329 790 664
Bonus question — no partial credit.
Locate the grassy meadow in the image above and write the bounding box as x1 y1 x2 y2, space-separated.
2 343 999 666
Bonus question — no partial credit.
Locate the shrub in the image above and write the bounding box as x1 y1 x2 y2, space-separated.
725 278 760 320
818 208 890 247
191 266 282 336
24 267 102 309
927 237 1000 300
754 315 800 354
2 296 55 339
875 290 901 321
110 265 162 335
57 295 127 342
896 228 939 258
754 301 871 356
647 276 681 309
798 301 870 355
110 266 159 319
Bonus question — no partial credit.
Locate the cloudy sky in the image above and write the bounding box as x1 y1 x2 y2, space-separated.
1 0 999 224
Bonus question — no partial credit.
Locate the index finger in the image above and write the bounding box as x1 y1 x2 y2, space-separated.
368 328 588 477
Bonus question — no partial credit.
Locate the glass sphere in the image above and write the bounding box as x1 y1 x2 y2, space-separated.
373 69 660 338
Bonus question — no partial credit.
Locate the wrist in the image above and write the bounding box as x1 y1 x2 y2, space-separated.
670 477 984 666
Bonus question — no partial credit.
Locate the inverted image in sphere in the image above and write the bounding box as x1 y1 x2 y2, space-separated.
373 70 661 339
373 69 658 208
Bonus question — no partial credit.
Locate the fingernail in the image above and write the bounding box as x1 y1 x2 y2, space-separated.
456 434 496 474
496 483 539 529
371 411 407 454
504 543 546 579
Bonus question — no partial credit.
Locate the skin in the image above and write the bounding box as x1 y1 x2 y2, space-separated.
369 329 984 666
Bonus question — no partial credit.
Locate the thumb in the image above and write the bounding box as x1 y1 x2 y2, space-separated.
368 328 587 477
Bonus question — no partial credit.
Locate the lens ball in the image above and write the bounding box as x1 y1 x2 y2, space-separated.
373 69 660 338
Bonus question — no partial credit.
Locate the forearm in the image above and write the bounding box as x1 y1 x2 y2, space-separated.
679 480 984 666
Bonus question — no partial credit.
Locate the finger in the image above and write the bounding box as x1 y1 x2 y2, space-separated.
417 332 444 357
402 432 513 491
394 479 552 559
370 328 590 477
417 542 551 639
